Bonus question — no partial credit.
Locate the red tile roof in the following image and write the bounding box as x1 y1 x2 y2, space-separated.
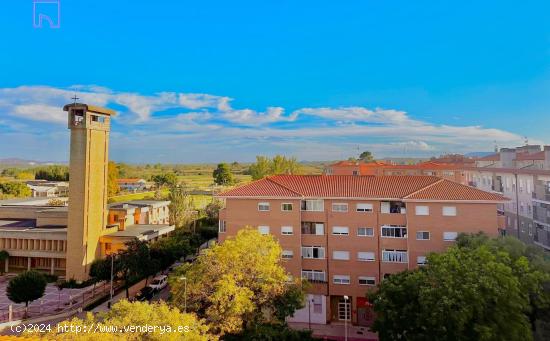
477 153 500 161
218 175 507 202
404 179 506 201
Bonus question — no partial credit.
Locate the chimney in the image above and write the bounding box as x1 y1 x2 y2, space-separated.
499 148 516 168
544 146 550 170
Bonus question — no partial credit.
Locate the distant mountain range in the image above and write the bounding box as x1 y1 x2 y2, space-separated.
0 158 65 166
464 152 494 158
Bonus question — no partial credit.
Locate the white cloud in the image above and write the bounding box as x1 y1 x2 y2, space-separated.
221 107 298 125
0 84 536 162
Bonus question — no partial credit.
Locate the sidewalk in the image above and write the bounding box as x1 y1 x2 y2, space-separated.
288 322 378 341
92 279 148 313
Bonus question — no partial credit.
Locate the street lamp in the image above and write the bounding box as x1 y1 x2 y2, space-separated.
308 297 312 330
179 276 187 313
344 295 349 341
109 254 116 309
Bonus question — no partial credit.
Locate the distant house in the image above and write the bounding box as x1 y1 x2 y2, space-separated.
26 180 69 198
116 178 147 192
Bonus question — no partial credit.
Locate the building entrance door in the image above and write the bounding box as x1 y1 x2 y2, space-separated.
338 298 350 321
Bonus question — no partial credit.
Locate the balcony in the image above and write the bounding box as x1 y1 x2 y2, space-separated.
532 182 550 203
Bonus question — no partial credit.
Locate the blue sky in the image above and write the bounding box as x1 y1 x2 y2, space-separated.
0 0 549 163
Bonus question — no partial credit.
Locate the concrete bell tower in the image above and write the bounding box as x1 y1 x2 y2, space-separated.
64 103 115 281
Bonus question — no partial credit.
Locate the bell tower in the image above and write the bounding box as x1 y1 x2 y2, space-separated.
64 103 115 281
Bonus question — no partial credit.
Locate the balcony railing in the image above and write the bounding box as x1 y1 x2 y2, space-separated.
382 250 408 263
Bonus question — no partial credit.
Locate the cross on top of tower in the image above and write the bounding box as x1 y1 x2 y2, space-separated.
71 94 80 104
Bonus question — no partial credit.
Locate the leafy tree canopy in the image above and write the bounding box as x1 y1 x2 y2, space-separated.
249 155 301 180
370 233 550 341
359 150 374 162
212 163 234 186
38 300 215 341
0 182 31 198
7 270 47 307
170 228 302 336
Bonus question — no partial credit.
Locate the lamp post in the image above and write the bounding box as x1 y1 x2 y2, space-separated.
344 295 349 341
109 254 115 309
308 297 312 330
179 276 187 313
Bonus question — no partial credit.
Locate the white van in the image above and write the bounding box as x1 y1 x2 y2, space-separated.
148 275 168 291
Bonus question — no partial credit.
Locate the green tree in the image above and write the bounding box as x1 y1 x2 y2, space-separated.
168 185 194 229
0 182 32 198
170 228 298 336
35 165 69 181
0 250 9 274
249 155 301 180
152 173 178 188
118 240 154 298
359 151 374 162
7 271 47 317
212 163 234 185
108 161 120 197
369 239 546 341
204 199 224 224
39 300 215 340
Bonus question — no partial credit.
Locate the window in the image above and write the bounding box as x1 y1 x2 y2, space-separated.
381 225 407 238
218 220 226 233
352 170 359 176
357 251 375 261
91 115 106 123
333 251 350 260
415 206 429 216
382 250 408 263
301 222 324 235
443 231 458 241
282 250 294 259
281 226 293 235
301 199 324 212
332 203 348 212
442 206 457 216
333 275 351 285
357 227 374 237
332 226 349 235
356 203 373 212
258 202 270 211
358 276 376 286
301 246 325 259
281 203 293 211
416 231 430 240
417 256 427 265
381 201 406 214
258 225 270 235
301 270 326 283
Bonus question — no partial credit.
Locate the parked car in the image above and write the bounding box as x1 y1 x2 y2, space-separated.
134 286 155 301
148 275 168 291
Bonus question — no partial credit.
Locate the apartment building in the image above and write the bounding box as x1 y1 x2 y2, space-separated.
216 175 506 326
475 145 550 170
464 167 550 250
325 161 467 183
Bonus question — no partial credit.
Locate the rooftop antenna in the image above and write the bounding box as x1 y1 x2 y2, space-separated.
494 140 498 153
71 94 80 104
524 136 529 146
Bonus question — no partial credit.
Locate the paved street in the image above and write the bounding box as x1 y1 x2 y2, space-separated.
0 280 101 321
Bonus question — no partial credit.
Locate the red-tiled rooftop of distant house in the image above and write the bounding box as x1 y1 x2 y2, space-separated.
477 154 500 161
217 175 508 202
116 178 145 183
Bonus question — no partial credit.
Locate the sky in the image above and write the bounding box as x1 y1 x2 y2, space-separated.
0 0 549 163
